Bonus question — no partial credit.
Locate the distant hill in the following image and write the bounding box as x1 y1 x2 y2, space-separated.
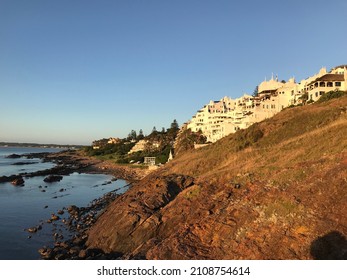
0 142 84 149
87 95 347 259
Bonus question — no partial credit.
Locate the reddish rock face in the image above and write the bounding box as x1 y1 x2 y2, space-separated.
86 166 347 260
86 174 195 256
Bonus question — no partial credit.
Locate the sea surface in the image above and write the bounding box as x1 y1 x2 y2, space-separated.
0 147 128 260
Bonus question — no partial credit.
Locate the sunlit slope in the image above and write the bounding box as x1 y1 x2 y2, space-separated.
165 95 347 184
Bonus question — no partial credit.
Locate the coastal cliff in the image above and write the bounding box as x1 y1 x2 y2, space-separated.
86 96 347 259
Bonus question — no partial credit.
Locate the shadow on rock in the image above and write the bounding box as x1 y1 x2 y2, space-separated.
310 231 347 260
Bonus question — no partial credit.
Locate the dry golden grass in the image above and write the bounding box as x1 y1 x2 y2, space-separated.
164 95 347 185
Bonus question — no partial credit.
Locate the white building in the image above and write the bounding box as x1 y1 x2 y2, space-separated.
304 65 347 101
128 140 160 154
186 65 346 143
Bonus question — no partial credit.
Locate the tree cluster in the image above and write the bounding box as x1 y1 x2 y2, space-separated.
174 127 207 156
86 120 181 164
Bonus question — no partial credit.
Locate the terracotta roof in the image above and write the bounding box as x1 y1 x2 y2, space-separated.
332 64 347 69
308 74 344 84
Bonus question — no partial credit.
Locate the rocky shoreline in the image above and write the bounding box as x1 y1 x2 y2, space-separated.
1 150 149 186
1 151 92 185
37 183 131 260
2 150 150 260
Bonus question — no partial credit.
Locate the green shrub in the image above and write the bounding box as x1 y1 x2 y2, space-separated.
233 125 264 151
175 128 207 156
317 90 346 103
299 92 308 102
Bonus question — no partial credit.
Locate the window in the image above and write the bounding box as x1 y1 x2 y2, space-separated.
335 82 341 86
315 92 318 97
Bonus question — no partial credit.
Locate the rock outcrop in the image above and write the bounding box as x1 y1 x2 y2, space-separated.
86 174 195 256
6 154 21 158
43 175 63 183
11 176 25 186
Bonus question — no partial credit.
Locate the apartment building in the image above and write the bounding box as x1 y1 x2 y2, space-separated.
187 65 346 143
303 65 347 101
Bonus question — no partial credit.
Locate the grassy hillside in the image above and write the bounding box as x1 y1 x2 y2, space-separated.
165 95 347 184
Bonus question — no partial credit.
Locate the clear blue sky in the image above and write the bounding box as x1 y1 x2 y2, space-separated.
1 0 346 145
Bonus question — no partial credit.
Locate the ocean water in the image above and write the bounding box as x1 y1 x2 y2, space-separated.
0 147 58 176
0 147 128 260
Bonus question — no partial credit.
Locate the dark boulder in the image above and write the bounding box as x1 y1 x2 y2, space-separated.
67 205 79 215
44 175 63 183
38 247 53 259
51 214 60 221
6 154 21 158
11 177 25 186
11 161 38 166
26 225 42 233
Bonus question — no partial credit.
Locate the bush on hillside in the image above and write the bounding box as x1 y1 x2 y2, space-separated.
84 141 135 157
174 128 207 156
317 90 346 103
233 125 264 151
299 92 308 103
